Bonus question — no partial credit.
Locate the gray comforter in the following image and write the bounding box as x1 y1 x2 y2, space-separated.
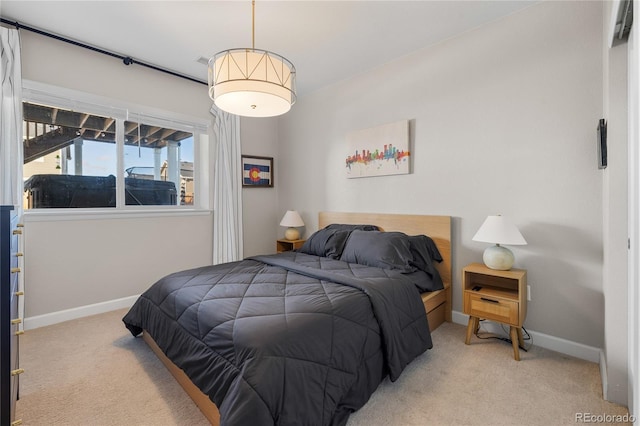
123 252 432 426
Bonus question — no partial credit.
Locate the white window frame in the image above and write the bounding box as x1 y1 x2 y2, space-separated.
22 80 212 220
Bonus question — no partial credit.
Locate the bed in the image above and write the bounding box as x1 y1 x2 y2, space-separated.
123 212 451 426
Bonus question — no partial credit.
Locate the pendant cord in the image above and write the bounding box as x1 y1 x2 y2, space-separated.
252 0 256 49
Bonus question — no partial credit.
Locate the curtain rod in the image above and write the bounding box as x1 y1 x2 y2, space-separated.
0 17 207 86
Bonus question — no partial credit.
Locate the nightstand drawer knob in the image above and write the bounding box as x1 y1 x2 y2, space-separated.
480 297 499 304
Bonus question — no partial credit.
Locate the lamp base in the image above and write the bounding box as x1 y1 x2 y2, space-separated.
483 244 515 270
284 227 300 241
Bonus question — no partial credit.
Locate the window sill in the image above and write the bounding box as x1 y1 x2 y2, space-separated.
23 208 212 222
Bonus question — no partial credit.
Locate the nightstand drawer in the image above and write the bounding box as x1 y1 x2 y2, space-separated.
466 292 519 325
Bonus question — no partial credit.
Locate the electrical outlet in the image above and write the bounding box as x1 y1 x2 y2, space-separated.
527 285 531 301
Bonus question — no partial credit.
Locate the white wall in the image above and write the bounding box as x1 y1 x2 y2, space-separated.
240 117 282 258
19 32 213 119
19 31 216 319
24 213 212 317
277 1 606 348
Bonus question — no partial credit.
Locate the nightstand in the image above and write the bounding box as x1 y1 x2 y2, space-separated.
276 239 305 253
462 263 527 360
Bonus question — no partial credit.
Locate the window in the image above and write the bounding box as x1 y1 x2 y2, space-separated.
23 102 119 208
21 87 207 211
123 121 194 206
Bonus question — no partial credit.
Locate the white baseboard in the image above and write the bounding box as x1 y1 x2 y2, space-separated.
452 310 603 363
24 295 139 330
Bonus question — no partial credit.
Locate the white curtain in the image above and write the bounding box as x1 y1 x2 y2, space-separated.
211 106 243 264
0 27 23 209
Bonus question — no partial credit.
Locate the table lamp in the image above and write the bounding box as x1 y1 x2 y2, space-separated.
280 210 304 241
472 215 527 270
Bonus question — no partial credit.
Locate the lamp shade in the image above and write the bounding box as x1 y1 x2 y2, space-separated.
472 215 527 245
280 210 304 227
209 48 296 117
472 215 526 270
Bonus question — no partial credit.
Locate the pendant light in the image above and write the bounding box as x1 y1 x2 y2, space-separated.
208 1 297 117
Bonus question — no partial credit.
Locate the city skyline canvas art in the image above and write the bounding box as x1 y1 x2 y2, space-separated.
345 120 410 178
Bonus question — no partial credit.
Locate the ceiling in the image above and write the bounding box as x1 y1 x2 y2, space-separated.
1 1 537 99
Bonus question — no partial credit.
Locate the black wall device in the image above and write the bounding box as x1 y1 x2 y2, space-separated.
598 118 607 170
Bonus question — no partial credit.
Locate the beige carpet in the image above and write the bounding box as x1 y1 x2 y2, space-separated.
15 309 630 425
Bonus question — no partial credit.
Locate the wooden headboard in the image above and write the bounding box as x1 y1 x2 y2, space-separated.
318 211 452 294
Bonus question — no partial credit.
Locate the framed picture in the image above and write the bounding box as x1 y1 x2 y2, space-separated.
345 119 410 178
242 155 274 187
